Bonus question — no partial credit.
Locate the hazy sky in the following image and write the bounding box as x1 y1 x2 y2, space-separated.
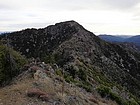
0 0 140 35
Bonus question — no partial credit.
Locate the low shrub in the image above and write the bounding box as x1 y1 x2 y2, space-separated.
77 81 92 92
55 69 63 77
97 85 129 105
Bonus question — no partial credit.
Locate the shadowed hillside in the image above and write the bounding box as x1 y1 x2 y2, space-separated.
0 41 27 86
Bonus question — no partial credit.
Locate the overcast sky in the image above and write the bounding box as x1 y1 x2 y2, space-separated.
0 0 140 35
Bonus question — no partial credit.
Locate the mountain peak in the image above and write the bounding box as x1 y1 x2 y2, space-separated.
45 20 80 29
0 21 89 58
55 20 79 26
51 20 87 33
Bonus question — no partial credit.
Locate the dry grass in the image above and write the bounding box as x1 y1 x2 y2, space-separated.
0 68 118 105
0 76 33 105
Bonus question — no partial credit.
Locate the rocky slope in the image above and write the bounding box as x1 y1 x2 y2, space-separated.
0 21 140 104
0 62 117 105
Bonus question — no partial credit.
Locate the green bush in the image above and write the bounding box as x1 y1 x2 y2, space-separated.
77 67 87 81
0 45 27 85
97 85 126 105
77 81 92 92
44 54 55 64
97 85 111 97
110 91 124 105
64 75 74 83
127 98 139 105
55 69 63 76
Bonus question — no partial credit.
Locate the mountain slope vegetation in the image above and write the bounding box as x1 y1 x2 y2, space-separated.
0 41 27 86
0 21 140 104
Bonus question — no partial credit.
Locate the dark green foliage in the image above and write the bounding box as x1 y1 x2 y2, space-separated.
97 85 124 105
77 67 87 81
52 53 65 66
110 92 124 105
55 69 63 77
62 64 92 92
77 81 92 92
44 54 56 64
64 65 77 79
64 74 74 83
97 85 111 97
97 85 139 105
127 99 139 105
43 53 65 66
0 44 27 85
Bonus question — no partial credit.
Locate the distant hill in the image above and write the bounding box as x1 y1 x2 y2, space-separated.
99 34 140 46
98 35 126 42
126 35 140 46
0 32 11 35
